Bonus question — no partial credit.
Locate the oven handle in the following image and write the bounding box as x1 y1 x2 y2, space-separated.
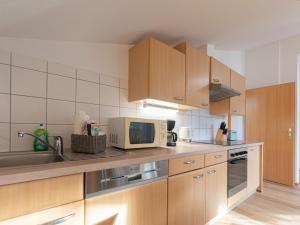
229 157 247 164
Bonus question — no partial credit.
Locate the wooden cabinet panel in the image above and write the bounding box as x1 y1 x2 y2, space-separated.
175 42 210 108
129 37 185 105
230 70 246 115
168 169 205 225
0 200 84 225
85 179 167 225
205 162 227 223
210 58 230 86
169 154 204 176
247 146 260 193
205 151 227 167
0 174 83 221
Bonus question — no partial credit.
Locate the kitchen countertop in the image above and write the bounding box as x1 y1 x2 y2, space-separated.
0 141 263 186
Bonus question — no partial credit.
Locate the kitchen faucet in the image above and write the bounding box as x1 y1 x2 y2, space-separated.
17 131 64 156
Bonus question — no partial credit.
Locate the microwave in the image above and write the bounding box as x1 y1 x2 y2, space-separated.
109 117 167 149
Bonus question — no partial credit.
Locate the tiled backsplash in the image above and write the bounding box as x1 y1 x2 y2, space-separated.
0 49 230 152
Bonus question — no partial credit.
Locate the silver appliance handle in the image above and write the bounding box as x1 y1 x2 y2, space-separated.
38 213 75 225
184 160 195 165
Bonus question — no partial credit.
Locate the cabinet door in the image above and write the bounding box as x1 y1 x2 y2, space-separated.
247 147 260 193
210 58 230 86
230 70 246 115
168 169 205 225
149 39 185 104
0 201 84 225
186 45 210 108
205 162 228 223
85 179 167 225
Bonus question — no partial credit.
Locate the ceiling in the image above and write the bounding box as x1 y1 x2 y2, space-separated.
1 0 300 50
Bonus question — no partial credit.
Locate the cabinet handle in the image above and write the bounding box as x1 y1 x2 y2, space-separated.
233 110 237 113
193 174 204 180
38 213 75 225
207 170 216 175
184 160 195 165
201 103 209 107
174 96 184 101
213 78 220 83
214 155 222 159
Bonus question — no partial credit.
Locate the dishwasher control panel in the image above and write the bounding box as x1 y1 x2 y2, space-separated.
85 160 168 198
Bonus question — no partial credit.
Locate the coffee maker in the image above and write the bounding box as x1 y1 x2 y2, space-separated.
167 120 178 146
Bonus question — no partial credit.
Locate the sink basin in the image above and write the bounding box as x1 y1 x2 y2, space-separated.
0 152 64 168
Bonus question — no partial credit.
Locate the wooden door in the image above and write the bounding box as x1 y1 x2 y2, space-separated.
210 58 230 86
205 162 227 223
230 70 246 115
149 38 185 104
175 42 210 109
246 82 295 186
247 146 260 193
0 201 84 225
168 169 205 225
85 179 167 225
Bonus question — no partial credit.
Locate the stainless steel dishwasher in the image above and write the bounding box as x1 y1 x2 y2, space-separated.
85 160 168 225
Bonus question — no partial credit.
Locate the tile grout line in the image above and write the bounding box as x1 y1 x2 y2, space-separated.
9 52 12 152
46 61 48 130
99 72 101 125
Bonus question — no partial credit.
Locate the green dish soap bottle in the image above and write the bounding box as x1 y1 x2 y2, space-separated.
33 124 49 151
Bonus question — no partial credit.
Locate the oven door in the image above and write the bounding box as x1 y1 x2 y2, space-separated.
228 156 247 197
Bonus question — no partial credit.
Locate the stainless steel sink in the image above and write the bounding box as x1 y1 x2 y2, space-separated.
0 152 64 168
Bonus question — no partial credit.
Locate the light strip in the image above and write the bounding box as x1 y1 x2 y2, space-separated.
143 103 179 111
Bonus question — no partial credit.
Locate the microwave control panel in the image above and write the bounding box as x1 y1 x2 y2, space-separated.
159 120 167 146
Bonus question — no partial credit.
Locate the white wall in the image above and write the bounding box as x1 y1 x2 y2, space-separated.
0 37 130 79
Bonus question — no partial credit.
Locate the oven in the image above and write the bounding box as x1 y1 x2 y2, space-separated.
228 147 248 198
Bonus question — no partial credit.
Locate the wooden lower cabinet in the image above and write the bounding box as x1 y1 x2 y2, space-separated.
85 179 168 225
205 162 228 223
247 146 260 193
168 169 205 225
0 200 84 225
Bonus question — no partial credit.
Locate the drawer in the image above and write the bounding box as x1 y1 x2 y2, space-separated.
0 174 83 221
169 155 204 176
0 200 84 225
205 151 227 167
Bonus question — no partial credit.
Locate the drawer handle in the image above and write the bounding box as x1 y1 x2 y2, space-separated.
213 78 220 83
184 160 195 165
207 170 216 175
174 96 184 101
201 103 209 107
214 155 223 159
38 213 75 225
193 174 204 180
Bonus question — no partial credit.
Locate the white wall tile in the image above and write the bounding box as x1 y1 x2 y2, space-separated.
120 107 137 118
191 116 200 129
47 125 73 149
0 64 10 94
0 123 10 152
0 94 10 123
119 78 128 89
11 67 47 98
0 50 10 65
100 85 119 106
77 69 99 83
100 74 119 87
77 80 99 104
11 123 38 151
48 62 76 78
192 129 200 141
120 89 136 108
191 110 200 117
100 105 119 125
76 103 99 123
12 53 47 72
47 99 75 125
11 95 46 123
48 74 76 101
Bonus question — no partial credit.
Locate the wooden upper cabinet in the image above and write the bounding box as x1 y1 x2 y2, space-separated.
175 42 210 109
129 37 185 104
168 169 205 225
210 58 230 86
230 70 246 115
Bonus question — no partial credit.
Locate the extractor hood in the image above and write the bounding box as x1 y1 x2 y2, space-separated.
209 83 241 102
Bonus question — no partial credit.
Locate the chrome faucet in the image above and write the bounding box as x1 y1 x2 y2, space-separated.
17 132 64 156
